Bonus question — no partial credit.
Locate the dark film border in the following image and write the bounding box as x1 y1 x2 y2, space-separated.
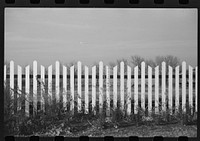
0 0 199 141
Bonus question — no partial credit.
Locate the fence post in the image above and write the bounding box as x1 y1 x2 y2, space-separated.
70 66 75 115
182 61 186 113
134 66 138 114
120 62 124 112
17 65 22 111
85 66 89 114
148 66 152 115
162 62 166 113
92 66 96 115
99 61 103 114
25 65 30 117
175 66 179 114
77 61 82 113
41 65 45 112
48 65 52 105
189 66 193 114
168 66 173 115
106 66 110 116
113 66 118 111
155 66 159 114
55 61 60 103
33 61 37 115
141 62 145 111
127 65 131 116
63 65 67 109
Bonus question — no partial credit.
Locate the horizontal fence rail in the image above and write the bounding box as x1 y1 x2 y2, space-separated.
4 60 198 117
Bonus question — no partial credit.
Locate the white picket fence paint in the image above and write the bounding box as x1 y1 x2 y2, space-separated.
4 60 198 117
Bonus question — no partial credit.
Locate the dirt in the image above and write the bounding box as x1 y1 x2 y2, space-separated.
33 123 197 137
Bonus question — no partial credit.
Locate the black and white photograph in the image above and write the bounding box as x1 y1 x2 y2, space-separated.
4 8 197 137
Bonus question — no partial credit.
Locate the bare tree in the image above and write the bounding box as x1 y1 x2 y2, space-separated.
131 55 145 73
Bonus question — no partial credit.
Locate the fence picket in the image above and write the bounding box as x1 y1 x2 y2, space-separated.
41 65 45 112
17 65 22 111
127 66 131 115
113 66 117 110
85 66 89 114
120 62 124 112
25 65 30 117
99 61 103 114
182 62 186 113
175 66 179 114
33 61 37 115
162 62 166 113
155 66 159 114
168 66 173 114
134 66 138 114
92 66 96 114
148 66 152 114
55 61 60 103
63 66 67 109
77 61 82 112
106 66 110 116
189 66 193 114
70 66 75 115
141 62 145 111
10 61 14 103
195 67 198 112
48 65 52 105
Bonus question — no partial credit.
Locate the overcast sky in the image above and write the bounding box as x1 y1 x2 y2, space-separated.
5 8 197 67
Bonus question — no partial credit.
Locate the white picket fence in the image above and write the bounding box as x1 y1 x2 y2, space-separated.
4 60 198 117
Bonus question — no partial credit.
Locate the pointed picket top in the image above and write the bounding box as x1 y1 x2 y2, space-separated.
162 61 166 65
182 61 186 67
55 61 60 67
48 65 52 68
77 61 82 65
99 61 103 66
141 61 145 66
10 60 14 64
